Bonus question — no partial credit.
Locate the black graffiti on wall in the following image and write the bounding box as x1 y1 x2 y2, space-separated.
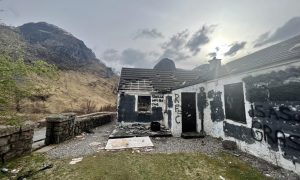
167 96 173 108
208 90 224 122
152 94 164 107
224 122 255 144
197 87 208 118
243 67 300 163
249 103 300 163
198 87 208 132
118 94 163 122
243 67 300 103
174 94 181 124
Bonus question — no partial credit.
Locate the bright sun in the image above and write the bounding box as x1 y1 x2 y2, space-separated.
210 38 231 59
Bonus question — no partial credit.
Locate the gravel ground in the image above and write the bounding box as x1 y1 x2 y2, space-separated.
45 121 299 179
46 120 116 159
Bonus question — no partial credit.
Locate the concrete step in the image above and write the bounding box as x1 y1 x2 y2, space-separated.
181 132 206 139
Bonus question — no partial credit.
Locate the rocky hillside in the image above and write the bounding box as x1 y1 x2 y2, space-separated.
0 22 118 115
1 22 114 76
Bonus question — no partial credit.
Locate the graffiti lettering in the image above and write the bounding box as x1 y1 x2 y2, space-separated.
151 94 164 107
175 115 181 124
251 120 300 151
249 104 300 122
152 103 159 107
175 104 181 114
174 94 180 104
244 69 300 163
174 94 181 124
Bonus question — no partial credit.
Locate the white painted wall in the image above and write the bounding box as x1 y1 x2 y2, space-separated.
169 59 300 175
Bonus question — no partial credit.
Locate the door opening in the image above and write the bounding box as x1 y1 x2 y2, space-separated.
181 92 197 132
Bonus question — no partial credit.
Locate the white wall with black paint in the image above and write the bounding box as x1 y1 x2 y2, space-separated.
168 59 300 175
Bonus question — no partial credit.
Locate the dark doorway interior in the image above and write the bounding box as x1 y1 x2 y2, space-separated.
181 92 197 132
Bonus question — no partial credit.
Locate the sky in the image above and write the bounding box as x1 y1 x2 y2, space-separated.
1 0 300 72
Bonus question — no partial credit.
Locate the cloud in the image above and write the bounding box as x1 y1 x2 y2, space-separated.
121 48 148 66
102 49 119 61
186 25 217 55
102 48 153 69
159 25 216 61
160 48 190 61
254 17 300 47
162 29 189 50
160 29 190 61
134 28 164 39
224 41 247 56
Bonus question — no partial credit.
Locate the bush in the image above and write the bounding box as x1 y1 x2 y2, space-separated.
99 104 116 112
80 99 97 114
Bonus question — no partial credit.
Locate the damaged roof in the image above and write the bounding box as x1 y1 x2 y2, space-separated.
118 58 199 92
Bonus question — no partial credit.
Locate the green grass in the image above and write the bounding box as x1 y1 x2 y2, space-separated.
0 151 270 180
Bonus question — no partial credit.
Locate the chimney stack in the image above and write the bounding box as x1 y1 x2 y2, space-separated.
208 57 221 78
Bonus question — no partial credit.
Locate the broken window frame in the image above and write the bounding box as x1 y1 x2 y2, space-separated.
137 95 151 112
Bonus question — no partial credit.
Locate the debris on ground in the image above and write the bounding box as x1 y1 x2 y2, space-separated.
105 136 154 150
69 157 83 165
89 142 101 146
16 164 53 180
11 168 21 174
1 168 9 173
109 123 172 138
219 175 225 180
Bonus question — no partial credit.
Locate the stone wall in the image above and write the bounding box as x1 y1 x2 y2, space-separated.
45 112 116 145
0 122 34 162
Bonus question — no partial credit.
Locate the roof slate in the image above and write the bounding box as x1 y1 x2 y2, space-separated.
118 68 199 92
220 34 300 76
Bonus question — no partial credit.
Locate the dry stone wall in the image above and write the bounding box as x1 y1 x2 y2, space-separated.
45 112 116 145
0 122 34 162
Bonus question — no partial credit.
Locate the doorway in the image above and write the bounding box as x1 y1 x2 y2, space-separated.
181 92 197 132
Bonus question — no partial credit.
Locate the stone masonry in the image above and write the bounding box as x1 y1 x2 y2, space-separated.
45 112 116 145
0 122 34 162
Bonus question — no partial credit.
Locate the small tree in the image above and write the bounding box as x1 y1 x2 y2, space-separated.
0 54 58 124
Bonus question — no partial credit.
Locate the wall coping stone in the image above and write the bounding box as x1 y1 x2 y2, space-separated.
46 113 76 123
0 121 34 137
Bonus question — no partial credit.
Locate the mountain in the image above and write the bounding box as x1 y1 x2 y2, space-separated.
0 22 117 115
1 22 114 77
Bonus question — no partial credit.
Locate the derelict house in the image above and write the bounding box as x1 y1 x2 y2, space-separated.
117 35 300 175
117 58 199 127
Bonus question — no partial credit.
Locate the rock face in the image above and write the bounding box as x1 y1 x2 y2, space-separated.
153 58 176 71
0 22 114 77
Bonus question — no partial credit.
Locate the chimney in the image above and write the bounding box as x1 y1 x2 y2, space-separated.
208 57 221 78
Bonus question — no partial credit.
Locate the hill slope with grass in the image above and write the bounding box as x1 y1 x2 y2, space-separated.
0 22 118 119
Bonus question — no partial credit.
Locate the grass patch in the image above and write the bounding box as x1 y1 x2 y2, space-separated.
0 151 270 180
